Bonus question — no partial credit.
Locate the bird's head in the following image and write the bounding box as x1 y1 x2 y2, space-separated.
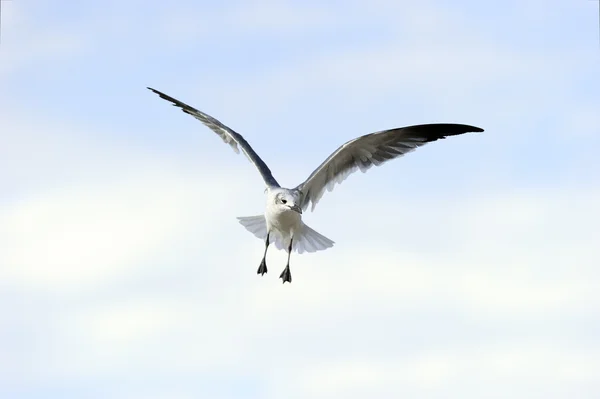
270 189 302 214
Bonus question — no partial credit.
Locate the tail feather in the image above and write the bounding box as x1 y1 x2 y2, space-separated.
293 223 335 254
237 215 334 254
237 215 267 240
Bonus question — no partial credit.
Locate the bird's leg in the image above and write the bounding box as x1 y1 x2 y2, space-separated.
279 237 293 284
257 233 270 276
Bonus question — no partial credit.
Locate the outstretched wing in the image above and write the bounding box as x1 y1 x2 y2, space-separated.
148 87 280 188
295 123 484 212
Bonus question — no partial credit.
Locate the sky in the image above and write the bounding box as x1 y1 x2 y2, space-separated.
1 0 599 398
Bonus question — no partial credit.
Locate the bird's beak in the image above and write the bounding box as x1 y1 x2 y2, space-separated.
289 204 303 214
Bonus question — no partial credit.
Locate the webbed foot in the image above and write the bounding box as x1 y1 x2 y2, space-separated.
279 265 292 283
257 259 267 276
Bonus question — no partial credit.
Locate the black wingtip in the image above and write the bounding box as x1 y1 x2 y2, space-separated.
451 124 484 134
146 87 190 110
402 123 484 143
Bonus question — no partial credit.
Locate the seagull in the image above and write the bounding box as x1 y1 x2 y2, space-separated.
148 87 484 284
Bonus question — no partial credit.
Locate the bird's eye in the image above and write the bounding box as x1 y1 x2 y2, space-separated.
281 199 287 204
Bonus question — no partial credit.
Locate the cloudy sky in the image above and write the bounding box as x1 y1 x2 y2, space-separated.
1 1 600 398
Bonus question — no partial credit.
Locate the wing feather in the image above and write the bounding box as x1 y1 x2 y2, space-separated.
295 123 484 211
148 87 279 188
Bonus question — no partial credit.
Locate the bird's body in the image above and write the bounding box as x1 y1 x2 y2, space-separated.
264 188 302 239
148 87 484 283
238 187 335 282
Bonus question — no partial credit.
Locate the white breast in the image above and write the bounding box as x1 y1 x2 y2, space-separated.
265 206 302 238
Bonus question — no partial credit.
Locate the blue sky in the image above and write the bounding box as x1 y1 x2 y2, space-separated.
1 1 599 398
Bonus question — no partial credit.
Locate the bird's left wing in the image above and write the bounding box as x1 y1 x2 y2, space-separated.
295 123 484 212
148 87 280 188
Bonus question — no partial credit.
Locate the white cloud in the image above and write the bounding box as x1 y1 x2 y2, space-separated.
1 175 197 292
10 181 596 391
286 345 600 399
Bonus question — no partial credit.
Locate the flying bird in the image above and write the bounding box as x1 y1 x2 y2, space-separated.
148 87 484 284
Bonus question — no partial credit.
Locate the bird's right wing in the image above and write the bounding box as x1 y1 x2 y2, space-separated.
148 87 280 188
295 123 484 212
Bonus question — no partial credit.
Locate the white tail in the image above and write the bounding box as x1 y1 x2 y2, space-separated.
294 223 335 254
236 215 334 254
237 215 268 240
